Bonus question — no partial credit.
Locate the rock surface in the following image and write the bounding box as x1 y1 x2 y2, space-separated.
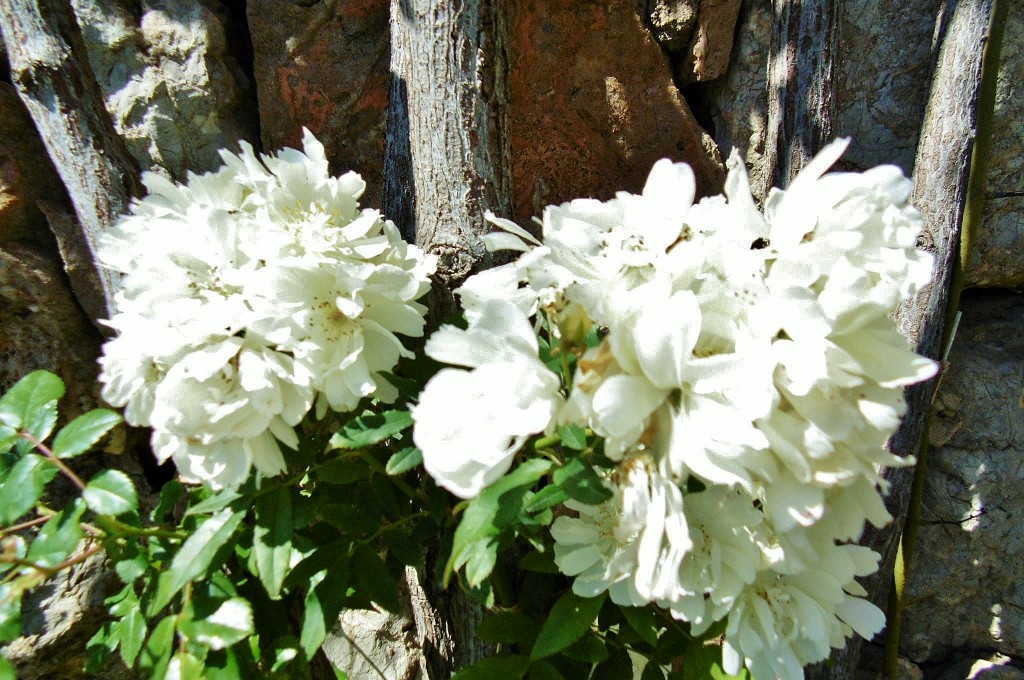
965 6 1024 289
900 290 1024 664
673 0 743 84
71 0 257 179
834 0 940 176
0 84 68 246
323 608 423 680
507 0 724 224
704 0 772 201
247 0 389 207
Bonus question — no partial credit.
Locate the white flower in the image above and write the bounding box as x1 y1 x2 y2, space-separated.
660 487 762 634
99 129 435 489
723 545 885 680
551 457 690 607
413 300 562 498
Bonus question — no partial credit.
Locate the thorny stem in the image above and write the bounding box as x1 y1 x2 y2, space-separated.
0 542 103 579
19 431 87 491
0 515 50 536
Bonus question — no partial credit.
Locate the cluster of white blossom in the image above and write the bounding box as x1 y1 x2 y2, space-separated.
413 139 936 679
99 130 436 490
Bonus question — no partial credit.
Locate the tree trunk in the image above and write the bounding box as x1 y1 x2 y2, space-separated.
802 1 995 677
0 0 141 328
762 0 840 195
383 0 511 676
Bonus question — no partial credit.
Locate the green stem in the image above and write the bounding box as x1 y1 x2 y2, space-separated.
885 0 1008 675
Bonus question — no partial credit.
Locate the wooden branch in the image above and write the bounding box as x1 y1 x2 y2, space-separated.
383 1 512 676
383 0 512 320
763 0 840 194
806 1 993 678
0 0 141 329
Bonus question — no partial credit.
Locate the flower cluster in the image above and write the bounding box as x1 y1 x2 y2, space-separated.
98 130 436 489
413 139 936 679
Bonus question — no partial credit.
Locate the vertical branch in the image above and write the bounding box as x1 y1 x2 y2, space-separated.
383 0 511 676
0 0 141 327
805 1 995 678
383 0 511 320
763 0 840 191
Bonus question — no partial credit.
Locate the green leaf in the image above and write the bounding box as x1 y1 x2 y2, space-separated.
0 370 64 439
680 641 749 680
530 590 606 661
329 410 413 449
478 612 541 645
0 423 17 455
557 425 588 451
151 480 184 523
591 648 633 680
447 459 552 583
27 499 85 568
451 655 530 680
300 568 348 659
0 585 22 643
253 486 292 600
166 652 204 679
185 489 244 517
552 458 612 505
562 633 609 663
384 529 424 568
0 453 57 523
642 661 667 680
319 504 379 536
153 507 246 612
119 606 147 667
519 550 559 574
523 485 569 514
385 446 422 475
52 409 122 459
0 655 14 680
352 545 402 614
528 659 568 680
620 606 661 646
315 458 370 485
180 598 254 650
463 541 499 588
83 469 139 516
137 614 176 678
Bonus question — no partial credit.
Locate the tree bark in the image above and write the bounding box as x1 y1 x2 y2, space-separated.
762 0 840 195
383 0 512 321
804 1 994 678
383 0 511 676
0 0 141 328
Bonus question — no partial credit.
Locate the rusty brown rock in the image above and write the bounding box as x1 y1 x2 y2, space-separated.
507 0 723 224
0 84 68 246
247 0 389 208
675 0 743 84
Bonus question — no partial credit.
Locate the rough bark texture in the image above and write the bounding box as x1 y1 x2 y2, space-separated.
763 0 840 195
383 0 510 294
382 0 510 676
807 1 994 678
0 0 141 327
